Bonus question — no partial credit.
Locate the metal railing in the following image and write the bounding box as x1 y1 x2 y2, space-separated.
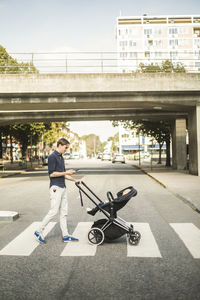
0 51 199 74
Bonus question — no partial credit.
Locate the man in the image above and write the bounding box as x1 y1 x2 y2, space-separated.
34 138 81 244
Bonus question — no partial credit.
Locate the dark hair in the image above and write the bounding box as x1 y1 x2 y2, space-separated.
57 138 70 147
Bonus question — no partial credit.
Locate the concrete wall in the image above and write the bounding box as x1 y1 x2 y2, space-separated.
172 119 187 170
0 73 200 94
188 106 200 175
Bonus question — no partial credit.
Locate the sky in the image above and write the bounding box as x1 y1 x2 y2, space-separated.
0 0 200 140
1 0 200 53
69 121 118 142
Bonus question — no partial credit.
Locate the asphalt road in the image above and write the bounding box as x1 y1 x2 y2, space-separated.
0 159 200 300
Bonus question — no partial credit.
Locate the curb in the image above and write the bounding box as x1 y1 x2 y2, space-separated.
133 164 200 214
133 164 166 188
0 165 43 179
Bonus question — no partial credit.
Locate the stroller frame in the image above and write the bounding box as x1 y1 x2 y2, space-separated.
76 181 141 246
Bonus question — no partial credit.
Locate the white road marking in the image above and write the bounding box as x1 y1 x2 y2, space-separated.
127 223 162 258
170 223 200 259
0 222 56 256
60 222 96 256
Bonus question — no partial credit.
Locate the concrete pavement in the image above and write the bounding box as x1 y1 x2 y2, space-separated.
1 158 200 220
133 159 200 213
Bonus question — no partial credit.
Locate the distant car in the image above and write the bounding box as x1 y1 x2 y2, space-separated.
134 152 150 160
97 153 102 159
43 155 48 165
70 152 80 159
63 153 71 160
101 153 111 161
112 154 125 164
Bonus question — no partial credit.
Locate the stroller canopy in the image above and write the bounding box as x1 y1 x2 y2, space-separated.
116 186 137 203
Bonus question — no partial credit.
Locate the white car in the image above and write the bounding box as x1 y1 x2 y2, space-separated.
101 153 111 161
43 155 48 165
70 152 80 159
112 154 125 164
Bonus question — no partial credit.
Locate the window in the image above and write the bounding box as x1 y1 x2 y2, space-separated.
170 51 178 58
194 28 200 36
148 40 153 46
195 61 200 68
119 41 128 47
169 39 178 46
155 52 162 58
179 39 190 46
179 27 188 34
154 40 163 47
129 41 137 47
144 28 152 35
129 52 137 58
120 52 127 58
194 39 200 46
145 51 150 58
169 28 178 34
154 28 162 35
194 51 200 58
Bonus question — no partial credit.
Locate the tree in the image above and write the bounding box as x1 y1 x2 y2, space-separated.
43 122 70 146
107 133 119 153
81 134 102 157
11 123 50 157
0 45 38 74
138 59 186 73
0 125 10 159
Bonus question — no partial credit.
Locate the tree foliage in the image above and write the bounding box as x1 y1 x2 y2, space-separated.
81 134 103 157
43 122 70 146
138 59 186 73
0 45 38 74
107 133 119 153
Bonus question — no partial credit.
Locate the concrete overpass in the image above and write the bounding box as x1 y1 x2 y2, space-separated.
0 72 200 175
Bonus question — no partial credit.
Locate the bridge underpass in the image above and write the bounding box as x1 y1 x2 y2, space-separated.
0 73 200 175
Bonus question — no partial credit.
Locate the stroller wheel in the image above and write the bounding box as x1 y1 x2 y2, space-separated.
128 231 141 246
88 227 104 245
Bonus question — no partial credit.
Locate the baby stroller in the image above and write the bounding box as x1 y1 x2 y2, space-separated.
75 181 141 246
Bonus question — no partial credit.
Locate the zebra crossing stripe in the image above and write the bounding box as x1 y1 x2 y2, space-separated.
0 222 56 256
127 223 162 258
60 222 96 256
170 223 200 259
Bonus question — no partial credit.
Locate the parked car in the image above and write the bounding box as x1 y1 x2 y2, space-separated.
97 152 102 159
134 151 150 160
63 152 71 160
112 153 125 164
70 152 80 159
43 155 48 165
101 153 111 161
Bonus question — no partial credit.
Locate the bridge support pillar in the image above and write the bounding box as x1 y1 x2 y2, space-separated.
172 119 187 170
188 106 200 176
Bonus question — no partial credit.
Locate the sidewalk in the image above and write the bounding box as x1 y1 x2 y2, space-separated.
0 160 43 178
133 159 200 213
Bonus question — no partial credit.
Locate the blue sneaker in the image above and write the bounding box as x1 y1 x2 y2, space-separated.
34 231 46 244
34 231 40 238
62 235 79 243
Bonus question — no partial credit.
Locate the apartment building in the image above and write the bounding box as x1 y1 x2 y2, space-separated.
116 14 200 72
118 125 150 154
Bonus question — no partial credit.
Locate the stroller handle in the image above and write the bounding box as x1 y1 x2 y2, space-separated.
107 191 114 202
75 181 104 208
75 181 84 206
